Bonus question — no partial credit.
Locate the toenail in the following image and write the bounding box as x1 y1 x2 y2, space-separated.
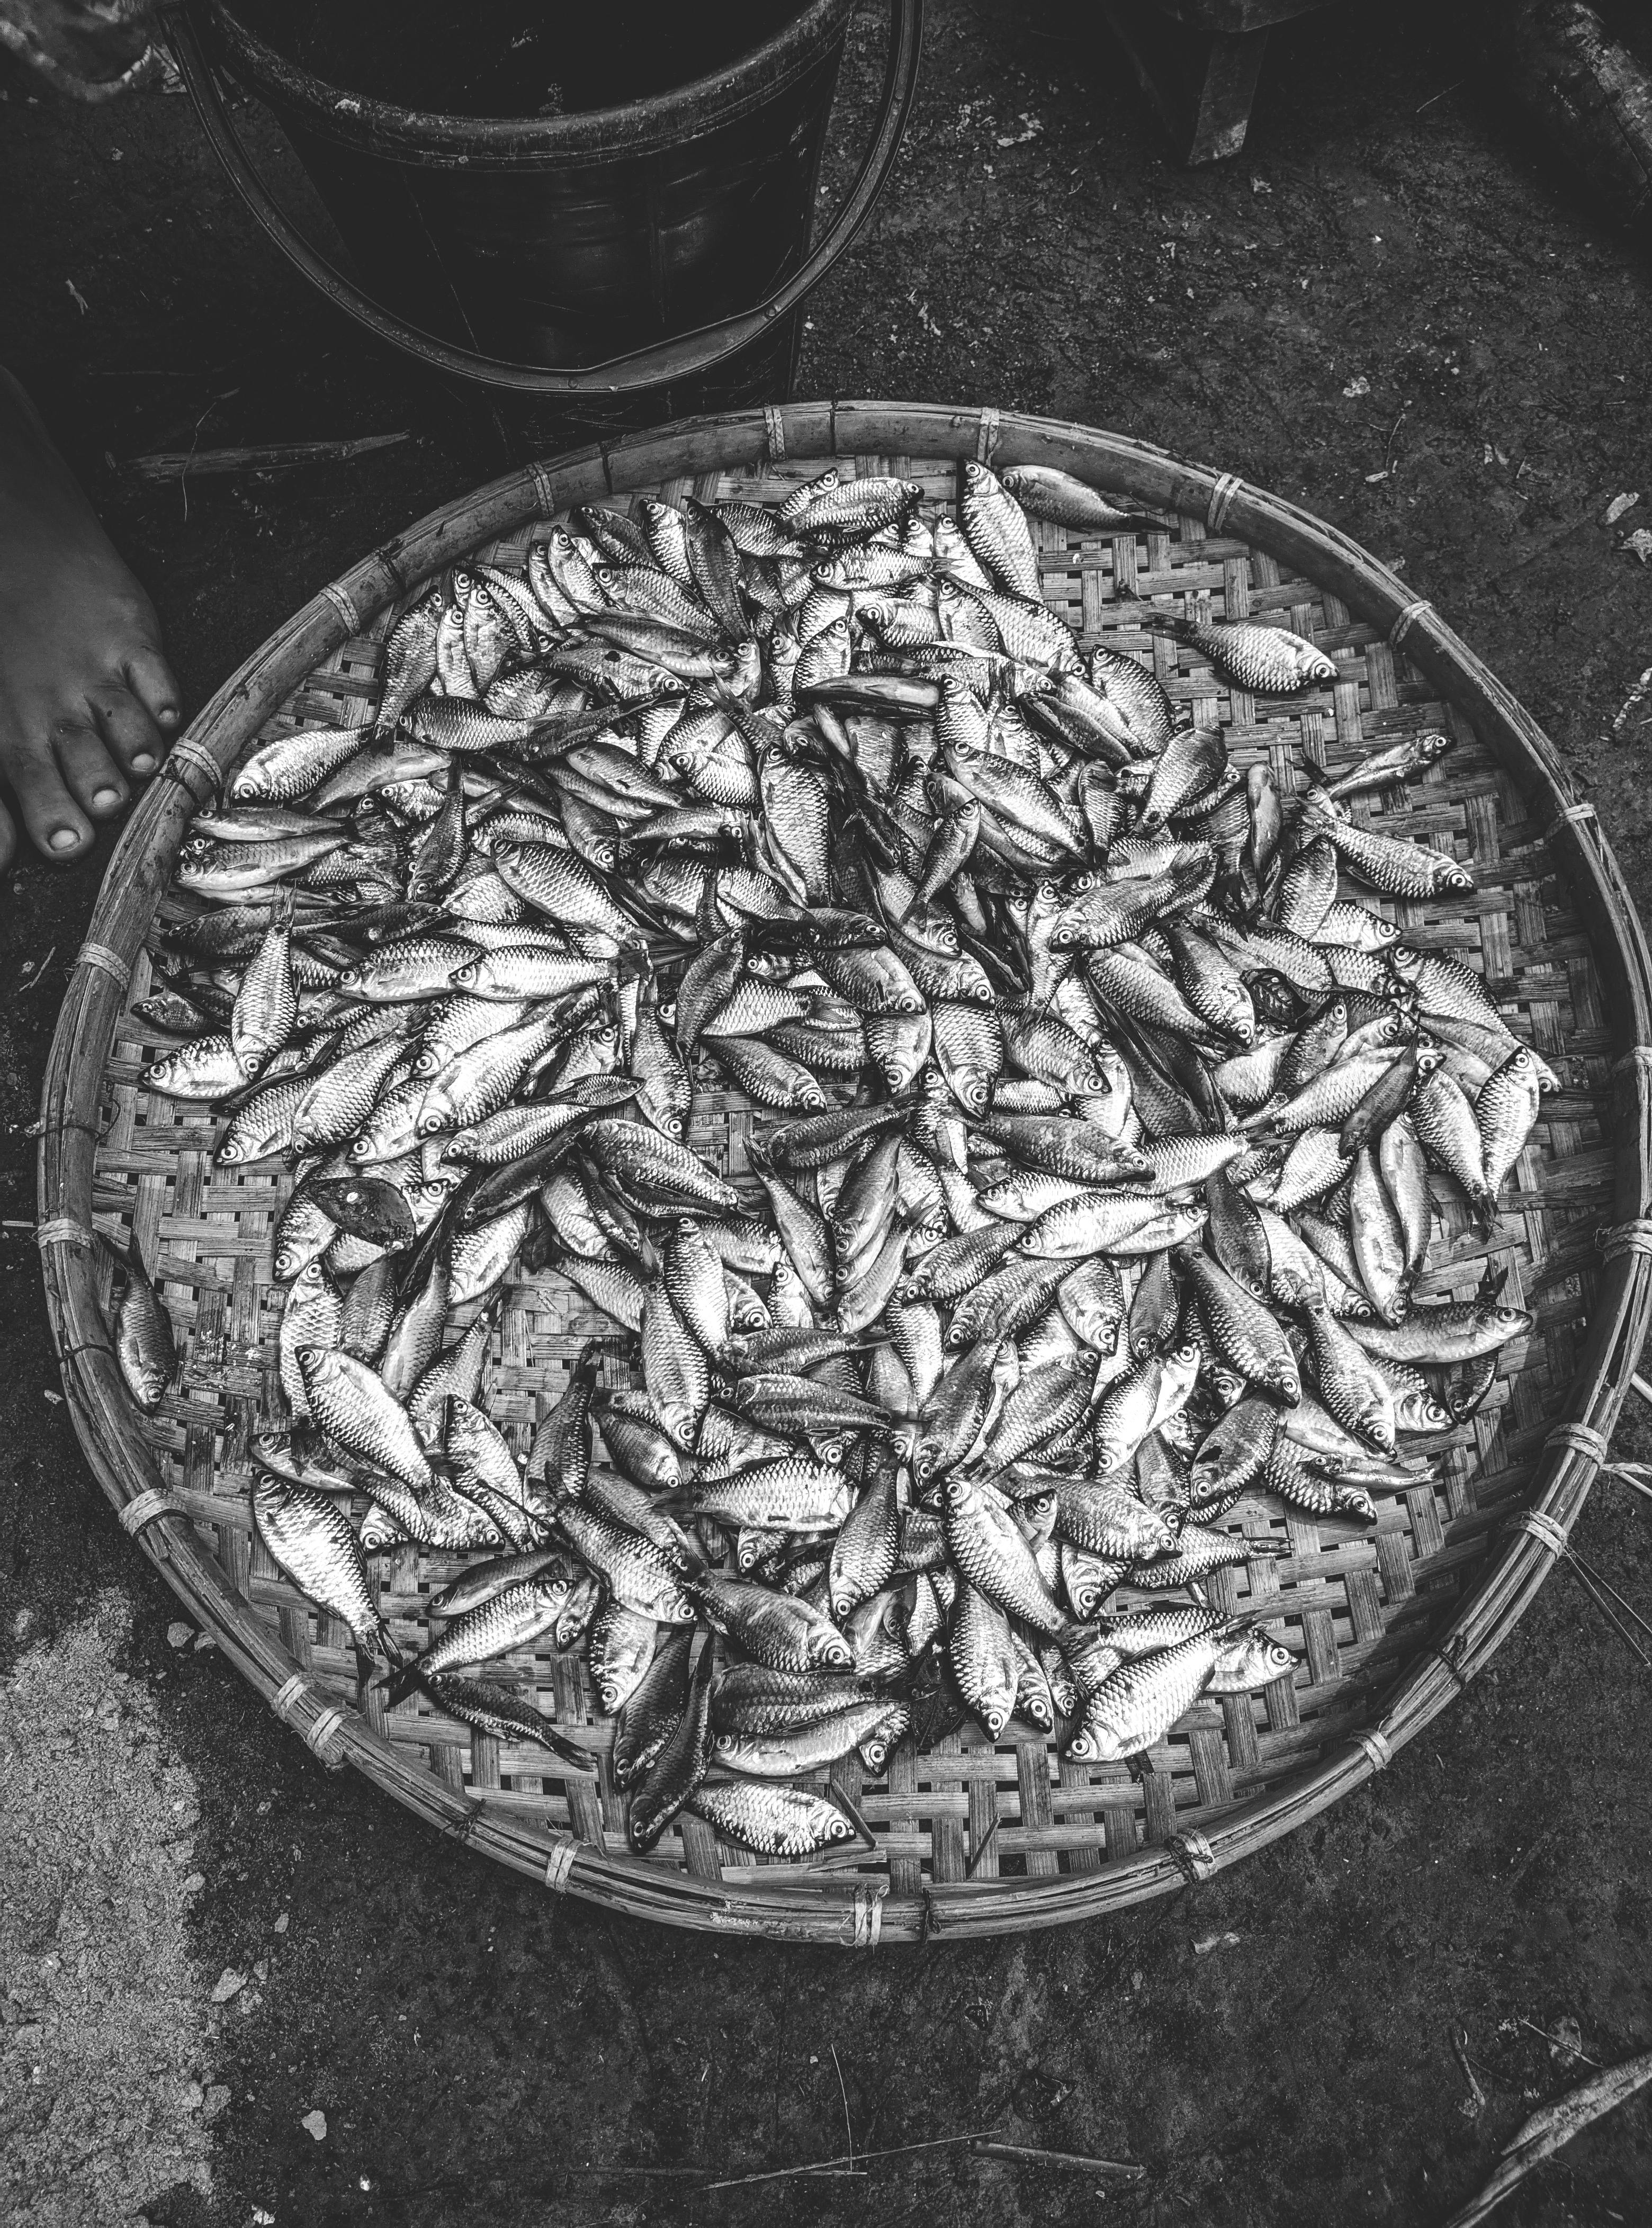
159 707 179 726
49 828 79 852
93 786 120 808
132 753 156 775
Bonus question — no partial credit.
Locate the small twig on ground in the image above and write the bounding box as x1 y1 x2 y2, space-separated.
1517 2018 1602 2071
1440 2047 1652 2228
9 946 58 1002
1384 403 1411 478
1503 1821 1563 1895
1563 1556 1652 1668
972 2141 1147 2183
1416 77 1467 113
125 432 412 482
702 2128 1000 2193
1566 1543 1652 1648
177 390 240 523
1452 2027 1487 2120
1603 1452 1652 1510
830 2043 854 2170
551 2165 709 2179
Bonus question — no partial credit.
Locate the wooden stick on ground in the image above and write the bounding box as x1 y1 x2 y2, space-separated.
1603 1453 1652 1510
702 2128 999 2193
1439 2047 1652 2228
123 433 412 480
1562 1557 1652 1668
550 2164 708 2179
972 2140 1147 2184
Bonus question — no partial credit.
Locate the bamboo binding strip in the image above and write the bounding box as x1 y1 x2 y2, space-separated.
38 402 1652 1942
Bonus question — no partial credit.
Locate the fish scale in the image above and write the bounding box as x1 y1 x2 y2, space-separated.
1411 1063 1494 1220
1181 1249 1300 1403
692 1572 851 1672
1299 1283 1397 1455
692 1459 852 1534
827 1466 900 1620
711 1697 894 1778
253 1471 384 1655
943 1470 1071 1638
394 1572 572 1696
1135 609 1338 694
236 722 383 803
959 461 1042 598
610 1625 690 1783
948 1580 1021 1739
425 1676 593 1772
987 1355 1095 1467
1067 1629 1227 1762
300 1346 431 1492
556 1504 698 1625
686 1783 860 1859
590 1604 662 1718
1475 1045 1542 1204
1301 793 1475 899
629 1640 715 1851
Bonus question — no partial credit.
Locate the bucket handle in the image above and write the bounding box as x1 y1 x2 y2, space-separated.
160 0 925 397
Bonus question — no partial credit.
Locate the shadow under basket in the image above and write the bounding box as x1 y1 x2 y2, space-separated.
39 400 1652 1945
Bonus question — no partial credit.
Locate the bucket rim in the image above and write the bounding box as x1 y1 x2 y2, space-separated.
203 0 860 165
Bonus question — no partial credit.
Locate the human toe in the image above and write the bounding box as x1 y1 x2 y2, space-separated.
56 720 130 822
0 725 96 860
122 644 182 736
89 683 165 781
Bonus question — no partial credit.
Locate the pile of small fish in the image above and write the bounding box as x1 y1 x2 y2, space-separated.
114 457 1545 1865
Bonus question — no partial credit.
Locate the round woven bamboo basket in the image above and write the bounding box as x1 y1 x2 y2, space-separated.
39 401 1652 1945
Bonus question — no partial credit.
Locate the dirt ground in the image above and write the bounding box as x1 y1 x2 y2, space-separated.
2 4 1650 2224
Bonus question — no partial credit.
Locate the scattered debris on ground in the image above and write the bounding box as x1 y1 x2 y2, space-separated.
0 1592 217 2226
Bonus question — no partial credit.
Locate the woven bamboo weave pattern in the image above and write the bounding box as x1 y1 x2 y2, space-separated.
41 404 1652 1941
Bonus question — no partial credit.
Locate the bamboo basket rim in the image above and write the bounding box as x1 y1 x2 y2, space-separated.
38 399 1652 1945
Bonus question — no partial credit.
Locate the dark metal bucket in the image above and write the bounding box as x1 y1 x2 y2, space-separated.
160 0 922 440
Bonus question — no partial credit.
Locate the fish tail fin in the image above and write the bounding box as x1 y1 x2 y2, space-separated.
573 1337 613 1385
380 1657 422 1706
1113 587 1185 640
124 1222 154 1284
357 1624 406 1690
539 1721 598 1775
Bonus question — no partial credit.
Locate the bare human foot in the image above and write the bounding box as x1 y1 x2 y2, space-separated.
0 366 181 869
